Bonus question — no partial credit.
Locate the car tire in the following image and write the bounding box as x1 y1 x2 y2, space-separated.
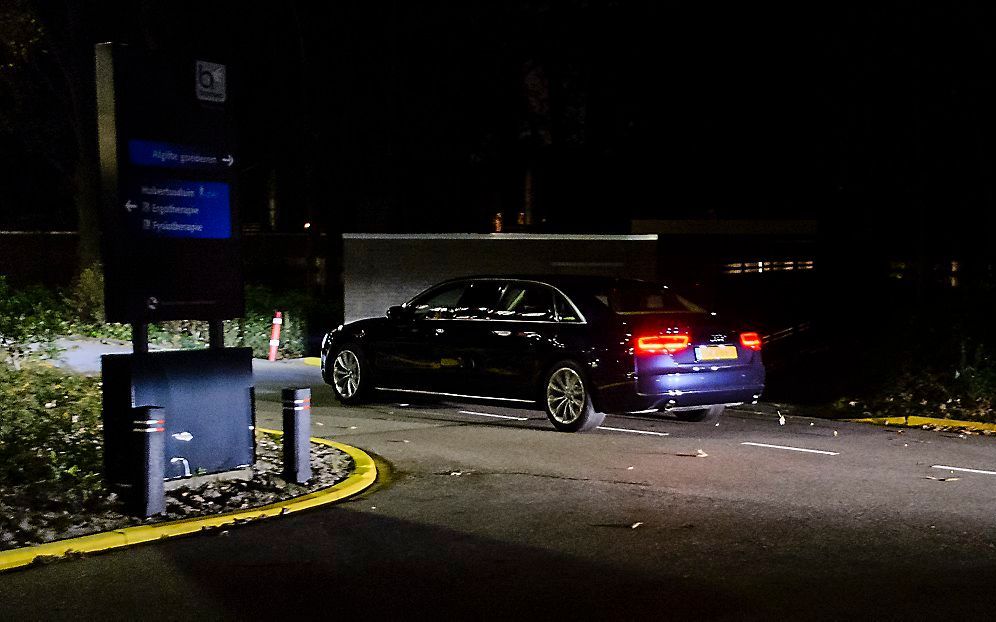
328 344 370 404
675 405 725 423
542 361 605 433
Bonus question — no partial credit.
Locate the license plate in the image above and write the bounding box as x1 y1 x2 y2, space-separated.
695 345 738 361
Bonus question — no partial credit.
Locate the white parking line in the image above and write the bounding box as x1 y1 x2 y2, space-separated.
741 442 839 456
598 426 670 437
458 410 529 421
932 465 996 476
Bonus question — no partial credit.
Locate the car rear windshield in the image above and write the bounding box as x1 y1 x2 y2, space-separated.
595 282 705 314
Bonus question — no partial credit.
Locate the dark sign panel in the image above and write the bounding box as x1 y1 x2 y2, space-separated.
96 43 244 323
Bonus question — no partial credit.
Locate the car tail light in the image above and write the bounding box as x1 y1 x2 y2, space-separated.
636 334 690 355
740 332 762 351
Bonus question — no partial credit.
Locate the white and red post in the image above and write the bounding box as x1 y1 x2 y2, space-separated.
268 311 283 361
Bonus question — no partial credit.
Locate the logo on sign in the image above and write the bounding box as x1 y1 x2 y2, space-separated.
195 60 226 103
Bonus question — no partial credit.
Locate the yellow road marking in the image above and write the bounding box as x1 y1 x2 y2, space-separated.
0 430 376 573
847 416 996 432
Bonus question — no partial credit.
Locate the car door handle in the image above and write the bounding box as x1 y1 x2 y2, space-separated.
492 330 512 337
435 328 446 335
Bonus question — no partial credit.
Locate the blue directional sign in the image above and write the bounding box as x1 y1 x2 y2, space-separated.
124 178 231 239
128 139 234 170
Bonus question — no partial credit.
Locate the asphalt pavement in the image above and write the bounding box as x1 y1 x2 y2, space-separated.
4 357 996 619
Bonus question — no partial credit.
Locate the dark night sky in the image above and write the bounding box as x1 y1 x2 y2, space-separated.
2 1 996 266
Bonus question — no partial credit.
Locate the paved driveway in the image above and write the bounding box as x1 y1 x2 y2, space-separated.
4 361 996 619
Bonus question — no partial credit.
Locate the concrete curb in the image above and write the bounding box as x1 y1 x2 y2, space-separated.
0 430 376 573
846 415 996 432
302 357 321 367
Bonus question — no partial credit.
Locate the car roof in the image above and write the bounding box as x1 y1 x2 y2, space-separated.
434 274 662 296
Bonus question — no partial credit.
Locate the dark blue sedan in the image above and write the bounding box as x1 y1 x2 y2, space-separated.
321 275 765 432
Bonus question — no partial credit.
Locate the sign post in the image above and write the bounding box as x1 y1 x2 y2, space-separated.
96 43 255 511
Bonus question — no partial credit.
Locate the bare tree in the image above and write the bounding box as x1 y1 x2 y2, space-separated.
0 0 100 270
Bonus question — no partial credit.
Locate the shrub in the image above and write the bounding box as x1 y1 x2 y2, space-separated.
66 264 106 324
0 276 70 367
832 284 996 423
139 286 313 357
233 285 313 358
20 266 314 358
0 272 318 359
0 363 106 510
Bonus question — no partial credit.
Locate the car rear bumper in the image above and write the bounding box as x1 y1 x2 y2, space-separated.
595 384 764 414
592 363 765 414
637 364 763 394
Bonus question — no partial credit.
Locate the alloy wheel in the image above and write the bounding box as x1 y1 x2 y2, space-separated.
332 350 361 399
547 367 585 424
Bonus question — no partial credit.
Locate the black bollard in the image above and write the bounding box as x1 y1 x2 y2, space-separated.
281 388 312 484
131 405 165 517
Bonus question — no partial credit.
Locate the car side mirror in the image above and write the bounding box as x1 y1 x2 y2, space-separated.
386 305 409 320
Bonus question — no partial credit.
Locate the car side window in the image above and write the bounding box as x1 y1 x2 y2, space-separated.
453 281 503 319
493 283 555 321
411 284 466 319
553 292 582 323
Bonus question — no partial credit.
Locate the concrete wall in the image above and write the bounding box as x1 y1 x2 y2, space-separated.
342 233 658 323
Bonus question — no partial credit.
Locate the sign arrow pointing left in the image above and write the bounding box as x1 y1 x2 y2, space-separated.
124 200 137 212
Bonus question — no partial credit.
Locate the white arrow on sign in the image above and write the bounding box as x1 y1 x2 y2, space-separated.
222 154 234 167
124 200 137 212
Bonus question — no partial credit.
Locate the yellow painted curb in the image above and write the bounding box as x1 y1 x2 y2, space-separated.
302 357 321 367
0 429 376 573
846 415 996 432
